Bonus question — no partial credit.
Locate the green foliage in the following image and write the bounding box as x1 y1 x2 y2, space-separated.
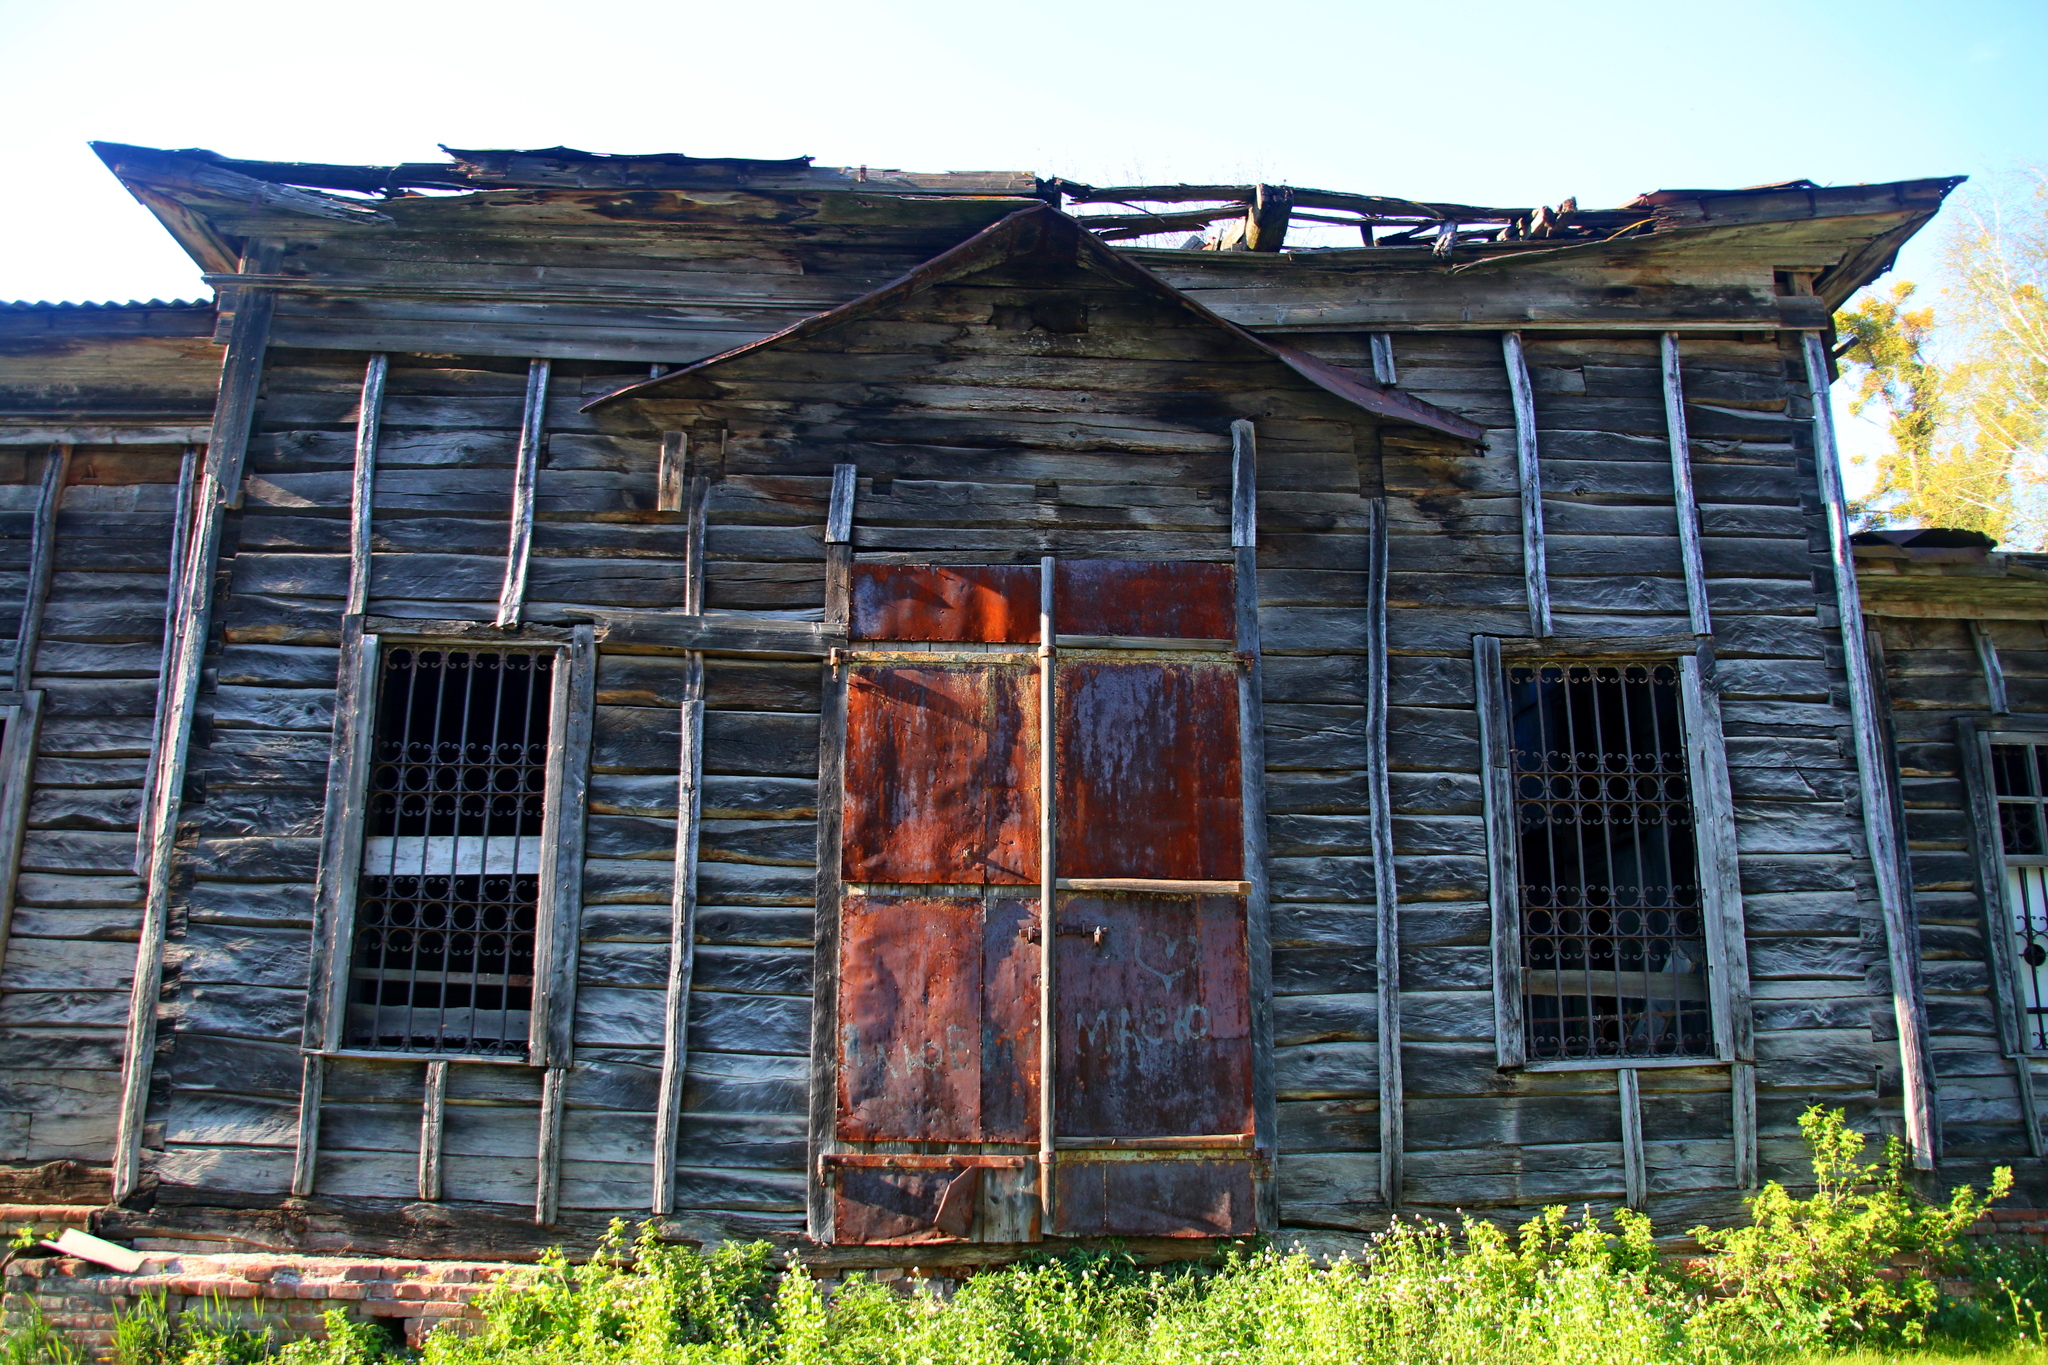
111 1291 176 1365
1 1302 77 1365
276 1312 403 1365
1690 1106 2013 1350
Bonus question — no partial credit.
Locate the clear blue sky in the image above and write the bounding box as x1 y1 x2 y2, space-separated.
2 0 2040 306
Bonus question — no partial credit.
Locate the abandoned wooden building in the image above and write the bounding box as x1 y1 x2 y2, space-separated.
0 143 2013 1263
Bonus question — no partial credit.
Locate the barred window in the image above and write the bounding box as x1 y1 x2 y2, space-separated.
1992 743 2048 1051
1509 661 1713 1061
343 646 554 1058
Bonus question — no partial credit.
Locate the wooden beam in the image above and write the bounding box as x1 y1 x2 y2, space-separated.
1682 650 1752 1066
291 1055 325 1198
1038 554 1058 1230
1619 1068 1645 1210
653 464 711 1215
1231 419 1279 1232
657 432 687 514
1804 332 1936 1170
135 445 198 876
531 625 597 1068
419 1060 447 1202
347 355 387 617
1475 635 1524 1068
1498 633 1701 660
11 446 68 694
1661 334 1713 636
535 1066 565 1226
0 690 45 984
595 613 843 657
214 241 282 510
1367 496 1402 1210
1502 333 1552 637
1370 334 1398 387
1972 622 2010 714
1056 878 1249 895
1245 185 1293 253
302 621 380 1058
1732 1059 1760 1187
114 263 277 1201
496 359 550 628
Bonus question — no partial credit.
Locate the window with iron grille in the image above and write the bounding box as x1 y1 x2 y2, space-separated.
1991 742 2048 1051
343 645 554 1058
1508 661 1714 1061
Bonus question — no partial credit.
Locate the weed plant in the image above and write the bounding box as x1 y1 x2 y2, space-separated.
9 1108 2042 1364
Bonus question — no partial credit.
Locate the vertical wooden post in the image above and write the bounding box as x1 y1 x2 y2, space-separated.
535 1065 565 1225
0 690 46 983
135 445 198 876
1370 334 1398 387
419 1059 447 1201
654 461 711 1214
1971 622 2010 715
347 355 387 617
807 465 857 1241
1037 555 1059 1229
657 432 687 514
115 243 278 1201
1366 496 1402 1208
1475 635 1524 1067
291 1054 324 1197
1731 1059 1760 1187
531 625 596 1069
1802 332 1936 1169
1618 1068 1645 1210
1231 418 1278 1230
1681 652 1753 1066
1660 334 1713 636
12 445 68 695
1502 333 1551 637
497 359 550 628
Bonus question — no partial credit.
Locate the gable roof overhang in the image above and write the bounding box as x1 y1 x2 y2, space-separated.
581 204 1486 442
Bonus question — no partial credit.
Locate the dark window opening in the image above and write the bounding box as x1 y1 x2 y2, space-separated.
343 647 553 1057
1991 742 2048 1049
1509 662 1712 1062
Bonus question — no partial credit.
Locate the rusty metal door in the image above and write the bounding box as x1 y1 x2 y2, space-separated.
828 561 1258 1244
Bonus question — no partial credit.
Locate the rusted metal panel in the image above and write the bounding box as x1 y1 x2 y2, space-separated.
1053 1156 1257 1237
1056 662 1242 880
850 564 1041 642
843 664 1038 884
838 895 1038 1143
1055 894 1252 1138
1055 561 1235 640
834 1164 975 1245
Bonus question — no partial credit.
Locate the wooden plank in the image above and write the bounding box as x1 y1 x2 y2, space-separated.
1619 1067 1645 1210
214 240 282 511
597 613 841 658
496 358 550 628
419 1059 446 1201
1956 715 2044 1155
1055 878 1249 894
1501 333 1552 638
657 432 686 514
1731 1059 1759 1187
807 596 851 1241
133 445 197 877
1368 497 1402 1209
1498 633 1701 660
1054 636 1236 652
533 624 597 1067
1682 650 1752 1065
1972 622 2010 715
654 463 710 1215
1661 334 1712 636
346 355 387 617
1370 334 1398 387
1804 332 1934 1168
1038 555 1058 1229
826 464 857 547
1474 635 1523 1067
13 446 69 693
301 621 379 1056
535 1065 565 1225
291 1054 324 1197
114 272 276 1201
1232 418 1279 1233
0 691 46 984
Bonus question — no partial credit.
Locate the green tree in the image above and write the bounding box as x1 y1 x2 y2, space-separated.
1836 170 2048 547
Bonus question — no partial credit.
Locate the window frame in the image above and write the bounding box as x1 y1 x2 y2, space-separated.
303 616 595 1068
1477 636 1750 1071
1958 715 2048 1060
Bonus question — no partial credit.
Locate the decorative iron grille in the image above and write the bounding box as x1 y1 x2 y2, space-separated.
343 646 554 1057
1508 661 1712 1061
1992 743 2048 1050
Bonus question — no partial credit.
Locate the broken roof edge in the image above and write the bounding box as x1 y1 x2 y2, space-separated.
580 204 1486 443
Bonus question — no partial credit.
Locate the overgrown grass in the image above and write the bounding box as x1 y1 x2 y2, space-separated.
9 1108 2046 1364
